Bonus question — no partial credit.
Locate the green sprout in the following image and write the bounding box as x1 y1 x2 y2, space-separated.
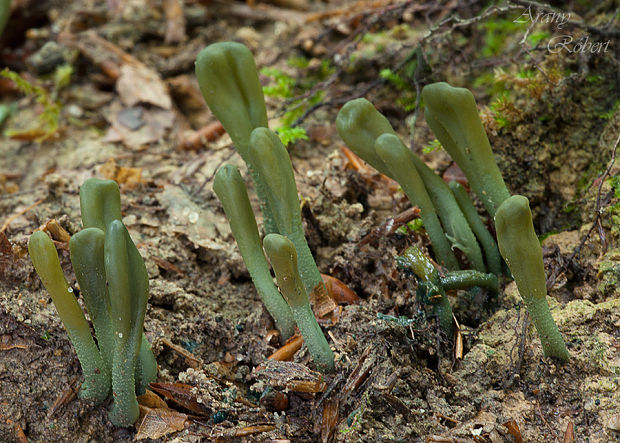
28 178 157 426
263 234 335 373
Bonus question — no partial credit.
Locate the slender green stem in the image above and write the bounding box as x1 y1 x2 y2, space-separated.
449 181 502 275
406 146 485 272
440 270 499 293
249 127 325 297
263 234 335 373
213 164 296 339
397 245 454 336
416 281 453 335
105 220 150 426
495 196 569 361
195 42 277 234
29 231 110 403
422 82 510 217
69 228 114 375
375 133 459 270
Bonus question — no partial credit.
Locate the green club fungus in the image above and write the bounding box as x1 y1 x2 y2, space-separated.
495 195 569 361
263 233 335 373
213 164 296 339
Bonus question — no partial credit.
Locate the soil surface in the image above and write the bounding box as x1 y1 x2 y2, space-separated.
1 1 619 442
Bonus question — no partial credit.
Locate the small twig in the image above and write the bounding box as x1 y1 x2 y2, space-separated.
358 206 421 246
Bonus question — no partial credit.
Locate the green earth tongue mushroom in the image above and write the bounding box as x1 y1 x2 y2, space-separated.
213 164 296 339
374 133 459 269
495 195 569 361
80 179 157 394
336 99 486 272
79 178 122 232
28 230 110 403
248 127 325 298
80 178 157 421
195 42 277 234
449 181 502 275
105 219 150 426
422 82 510 217
263 233 335 373
69 228 114 375
335 97 396 178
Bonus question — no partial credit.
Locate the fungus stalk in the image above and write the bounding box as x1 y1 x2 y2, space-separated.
213 164 296 339
495 195 569 361
28 231 110 403
374 133 459 269
422 82 510 217
263 234 335 373
195 42 276 233
449 181 502 275
105 220 151 426
396 245 454 335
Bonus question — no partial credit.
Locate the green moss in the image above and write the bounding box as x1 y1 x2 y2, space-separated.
596 249 620 297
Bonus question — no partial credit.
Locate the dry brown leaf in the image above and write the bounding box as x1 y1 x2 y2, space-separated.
43 219 71 244
104 101 175 148
502 419 523 443
607 413 620 431
562 420 574 443
342 345 373 394
135 405 188 440
310 282 337 318
160 185 227 252
138 390 168 409
99 158 143 187
116 64 172 109
149 382 211 416
321 274 360 305
320 398 339 443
